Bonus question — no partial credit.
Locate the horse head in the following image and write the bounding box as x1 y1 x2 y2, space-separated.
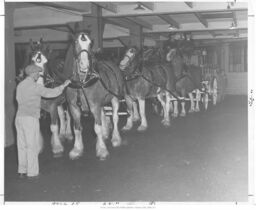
166 47 178 62
119 47 139 72
72 32 93 81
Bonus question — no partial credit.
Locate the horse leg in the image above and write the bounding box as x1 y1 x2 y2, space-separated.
163 92 171 127
137 98 147 131
172 100 179 118
122 95 134 131
157 93 167 124
93 107 109 161
69 105 83 160
188 92 195 113
111 97 122 147
132 101 140 122
65 109 73 142
50 111 64 158
195 89 201 112
180 99 186 117
57 105 66 140
101 108 111 140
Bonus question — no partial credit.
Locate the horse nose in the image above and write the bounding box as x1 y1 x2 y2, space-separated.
81 34 87 41
36 53 42 63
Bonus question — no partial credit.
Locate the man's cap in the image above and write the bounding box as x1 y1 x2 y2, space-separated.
24 64 43 76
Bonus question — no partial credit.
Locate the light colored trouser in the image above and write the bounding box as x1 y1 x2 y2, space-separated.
15 116 40 177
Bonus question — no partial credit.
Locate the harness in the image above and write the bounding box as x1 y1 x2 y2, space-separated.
121 52 180 100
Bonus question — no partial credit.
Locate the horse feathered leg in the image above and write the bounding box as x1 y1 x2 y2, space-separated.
195 89 201 112
50 124 64 157
101 108 111 140
111 97 122 147
188 92 195 113
123 95 134 131
163 92 171 127
157 93 168 125
65 109 73 142
180 100 186 117
92 106 109 161
137 98 147 131
57 106 66 140
69 105 83 160
172 100 179 118
132 101 140 122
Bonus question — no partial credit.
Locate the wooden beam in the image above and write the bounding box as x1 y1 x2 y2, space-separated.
105 17 132 30
125 17 152 30
158 14 180 29
92 2 117 13
105 8 247 18
208 31 216 37
15 24 69 31
30 2 86 13
139 2 154 11
185 2 193 8
232 11 237 26
194 12 208 28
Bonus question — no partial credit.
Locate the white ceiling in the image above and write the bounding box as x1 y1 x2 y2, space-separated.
10 1 248 46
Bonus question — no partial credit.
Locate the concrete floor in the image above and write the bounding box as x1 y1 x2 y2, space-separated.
5 95 248 202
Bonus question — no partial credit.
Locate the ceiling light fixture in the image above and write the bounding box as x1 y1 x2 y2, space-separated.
227 2 231 9
134 3 145 10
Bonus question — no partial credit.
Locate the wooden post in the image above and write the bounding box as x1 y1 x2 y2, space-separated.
5 3 16 147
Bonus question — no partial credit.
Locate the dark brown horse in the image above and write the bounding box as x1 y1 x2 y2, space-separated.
16 39 72 157
119 47 176 131
64 32 125 160
166 48 202 117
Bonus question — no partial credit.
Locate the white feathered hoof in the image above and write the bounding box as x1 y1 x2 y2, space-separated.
122 124 132 131
53 151 64 158
59 134 66 142
180 112 186 117
162 120 171 127
96 146 109 161
69 148 83 160
65 133 73 143
132 116 140 122
111 136 122 148
195 107 200 112
171 113 178 118
137 125 147 132
188 109 195 113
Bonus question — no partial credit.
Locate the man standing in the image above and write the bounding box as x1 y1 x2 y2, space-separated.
15 64 70 179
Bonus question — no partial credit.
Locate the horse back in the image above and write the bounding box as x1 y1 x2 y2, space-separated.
95 60 125 96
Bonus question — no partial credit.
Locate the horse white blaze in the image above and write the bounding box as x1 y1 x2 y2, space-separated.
120 49 134 70
78 33 91 72
166 49 175 62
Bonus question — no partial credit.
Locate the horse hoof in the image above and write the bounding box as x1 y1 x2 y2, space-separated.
96 149 109 161
188 109 194 113
162 120 171 127
195 108 200 112
53 152 63 158
132 117 140 122
111 138 122 147
171 113 178 118
69 148 83 160
122 125 132 131
65 133 73 142
137 125 147 132
180 113 186 117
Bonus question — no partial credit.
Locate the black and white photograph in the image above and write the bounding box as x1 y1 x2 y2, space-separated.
2 0 255 207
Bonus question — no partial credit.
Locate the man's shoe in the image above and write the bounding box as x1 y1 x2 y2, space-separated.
18 173 27 179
